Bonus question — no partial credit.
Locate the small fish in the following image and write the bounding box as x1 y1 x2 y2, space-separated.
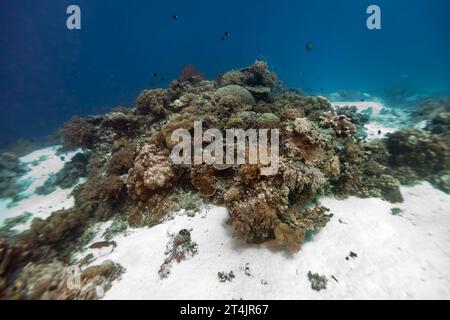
172 15 179 19
224 32 230 37
220 36 225 41
300 72 305 76
360 98 365 101
305 42 313 51
152 73 158 77
160 77 165 82
89 241 114 249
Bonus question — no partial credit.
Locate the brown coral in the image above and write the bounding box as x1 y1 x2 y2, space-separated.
179 64 205 83
126 144 180 223
136 89 172 117
321 111 356 138
60 117 97 150
107 144 136 175
4 259 124 300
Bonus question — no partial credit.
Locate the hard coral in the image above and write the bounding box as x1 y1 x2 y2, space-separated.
219 60 278 89
5 259 124 300
126 144 180 223
136 89 172 118
321 111 356 138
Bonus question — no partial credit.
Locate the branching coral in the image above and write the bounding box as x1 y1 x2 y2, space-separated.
321 111 356 138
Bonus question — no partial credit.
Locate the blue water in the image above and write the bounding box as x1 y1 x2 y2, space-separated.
1 0 449 147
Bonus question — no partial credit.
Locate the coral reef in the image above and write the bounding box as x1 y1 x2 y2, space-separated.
321 111 356 138
107 144 136 175
60 117 98 150
3 259 124 299
411 99 450 122
0 152 29 200
4 60 448 299
126 144 180 225
386 129 450 192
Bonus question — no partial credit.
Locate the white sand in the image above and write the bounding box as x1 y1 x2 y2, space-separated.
331 101 385 115
365 123 398 141
0 146 81 231
74 182 450 300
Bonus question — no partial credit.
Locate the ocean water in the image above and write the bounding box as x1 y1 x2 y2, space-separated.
0 0 449 146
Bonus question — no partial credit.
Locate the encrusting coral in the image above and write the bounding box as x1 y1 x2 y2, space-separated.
2 60 449 299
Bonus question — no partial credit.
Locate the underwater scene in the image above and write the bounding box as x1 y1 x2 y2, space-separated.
0 0 449 301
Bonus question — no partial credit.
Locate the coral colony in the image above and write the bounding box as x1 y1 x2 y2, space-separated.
0 60 449 299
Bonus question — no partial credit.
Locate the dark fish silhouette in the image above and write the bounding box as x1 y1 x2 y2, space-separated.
224 32 230 37
89 241 115 249
160 77 165 82
152 73 158 77
172 15 179 19
305 42 313 51
221 36 225 41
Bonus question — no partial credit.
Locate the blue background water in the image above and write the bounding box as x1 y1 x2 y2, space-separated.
0 0 449 147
